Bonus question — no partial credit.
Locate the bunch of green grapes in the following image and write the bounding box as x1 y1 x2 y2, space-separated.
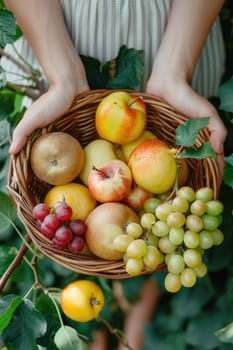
116 186 224 292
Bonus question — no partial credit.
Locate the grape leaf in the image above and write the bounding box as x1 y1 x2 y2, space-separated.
179 141 216 159
79 55 110 89
223 163 233 188
176 118 210 147
1 299 47 350
54 326 88 350
0 191 17 237
218 76 233 113
215 322 233 344
0 295 23 332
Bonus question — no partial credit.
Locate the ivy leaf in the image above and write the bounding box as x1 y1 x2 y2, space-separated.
1 299 47 350
180 141 216 159
0 9 17 48
0 295 23 332
54 326 88 350
176 117 210 147
218 76 233 113
223 163 233 189
107 45 144 90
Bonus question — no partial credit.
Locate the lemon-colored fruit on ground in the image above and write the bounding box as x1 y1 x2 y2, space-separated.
44 183 96 220
61 280 105 322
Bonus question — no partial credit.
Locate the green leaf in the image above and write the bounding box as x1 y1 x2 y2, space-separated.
0 295 23 332
0 91 16 120
216 322 233 344
223 163 233 189
54 326 88 350
224 154 233 166
176 117 210 147
80 55 110 89
186 311 224 349
107 45 144 90
1 299 47 350
0 192 17 238
0 9 17 48
218 76 233 113
180 141 216 159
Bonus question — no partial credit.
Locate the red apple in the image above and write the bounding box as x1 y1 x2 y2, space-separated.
88 159 132 203
85 202 140 260
30 132 84 185
122 183 153 212
95 91 147 145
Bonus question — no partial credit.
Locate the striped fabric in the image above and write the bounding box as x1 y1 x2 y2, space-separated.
2 0 226 97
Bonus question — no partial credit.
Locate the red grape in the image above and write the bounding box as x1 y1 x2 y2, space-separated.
40 222 56 239
68 236 85 253
55 200 73 221
69 219 87 236
43 214 60 231
32 203 50 221
53 225 73 245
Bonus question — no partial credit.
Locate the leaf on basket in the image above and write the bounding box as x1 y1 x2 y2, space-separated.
176 117 210 147
180 141 216 159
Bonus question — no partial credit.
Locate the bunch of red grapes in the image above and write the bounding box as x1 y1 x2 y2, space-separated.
32 199 87 253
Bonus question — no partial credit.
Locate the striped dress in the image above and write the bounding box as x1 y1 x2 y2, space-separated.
2 0 226 98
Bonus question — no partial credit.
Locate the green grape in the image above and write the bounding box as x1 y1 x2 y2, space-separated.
140 212 156 229
155 202 173 221
143 197 161 214
201 214 219 231
126 222 143 238
190 199 207 216
113 234 134 252
183 230 200 248
199 230 214 249
172 196 189 213
193 262 207 278
125 258 144 276
195 187 214 202
186 214 203 232
211 228 224 246
183 248 202 268
145 233 159 247
177 186 196 202
164 272 182 293
167 212 186 228
206 200 224 216
143 245 161 270
167 254 185 274
180 268 197 287
169 227 184 245
217 214 223 226
126 239 147 259
152 220 170 237
158 236 176 254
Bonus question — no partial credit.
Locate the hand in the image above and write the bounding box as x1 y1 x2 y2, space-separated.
146 73 227 174
9 82 90 155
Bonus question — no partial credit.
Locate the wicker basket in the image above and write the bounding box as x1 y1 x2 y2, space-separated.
7 89 220 279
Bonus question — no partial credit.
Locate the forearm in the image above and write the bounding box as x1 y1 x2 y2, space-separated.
4 0 88 94
152 0 225 81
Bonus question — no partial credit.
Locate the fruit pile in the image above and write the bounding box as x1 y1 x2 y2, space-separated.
30 90 224 292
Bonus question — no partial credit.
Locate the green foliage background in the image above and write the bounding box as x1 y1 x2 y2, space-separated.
0 1 233 349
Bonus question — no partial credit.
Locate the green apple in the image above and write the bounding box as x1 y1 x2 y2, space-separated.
79 139 118 185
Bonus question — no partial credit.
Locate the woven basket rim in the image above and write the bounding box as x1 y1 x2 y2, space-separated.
7 89 221 279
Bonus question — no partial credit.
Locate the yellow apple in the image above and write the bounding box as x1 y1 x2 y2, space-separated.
79 139 118 185
95 91 147 145
128 139 177 194
85 202 140 260
121 129 157 161
30 132 84 185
